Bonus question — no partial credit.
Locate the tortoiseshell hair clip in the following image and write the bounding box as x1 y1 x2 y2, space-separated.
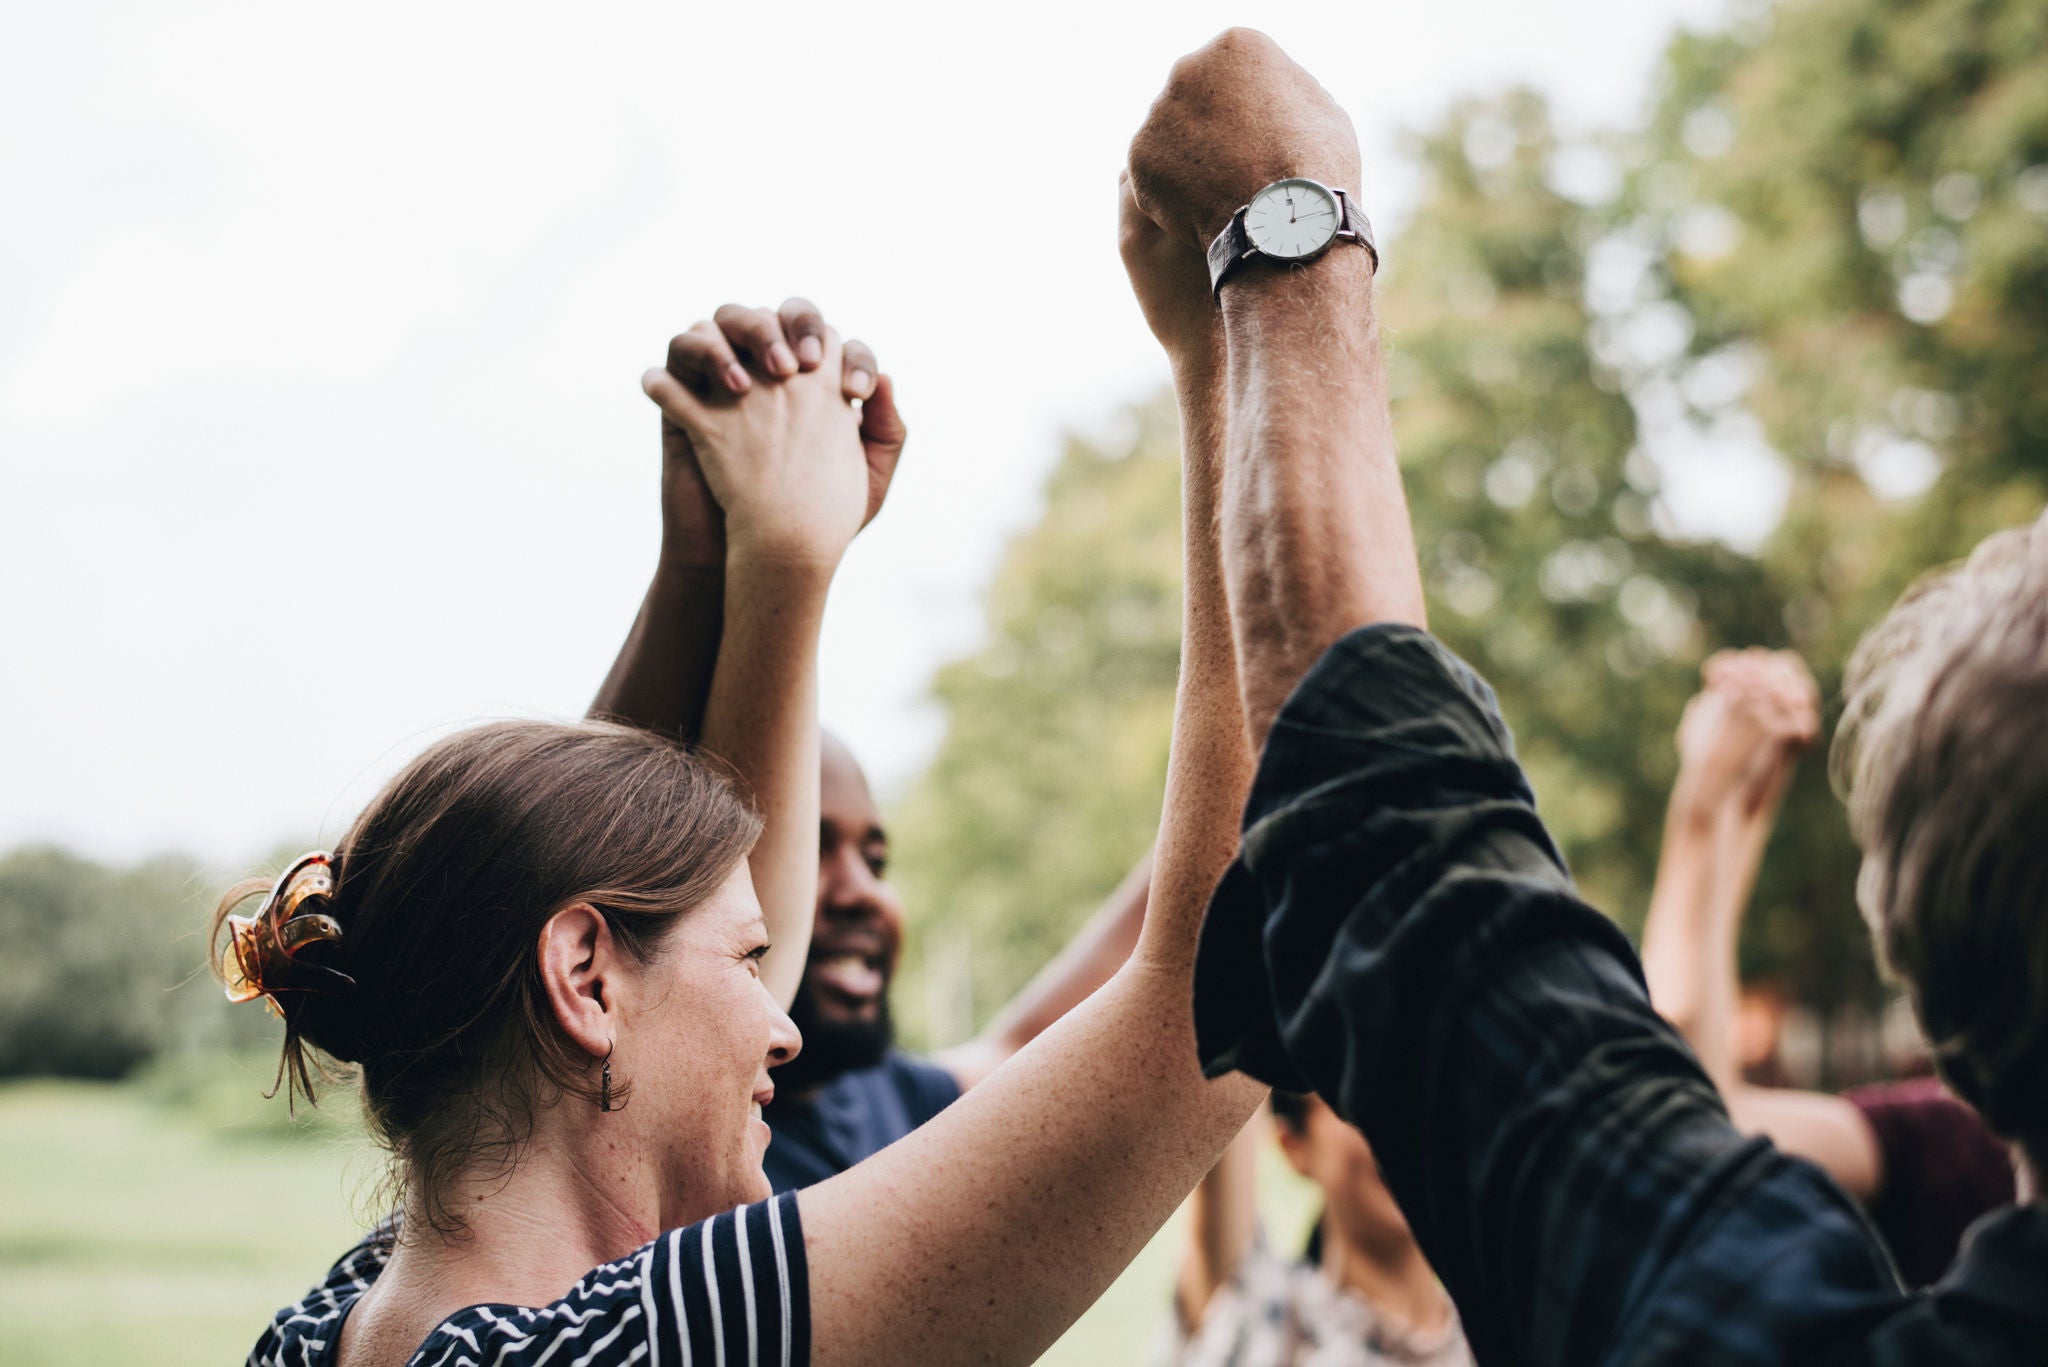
220 851 355 1012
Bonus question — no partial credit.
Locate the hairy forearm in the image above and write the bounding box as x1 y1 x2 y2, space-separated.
697 556 833 1007
1218 257 1424 751
588 559 725 737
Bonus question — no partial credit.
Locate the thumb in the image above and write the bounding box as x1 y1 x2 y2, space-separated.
858 374 907 528
860 372 907 458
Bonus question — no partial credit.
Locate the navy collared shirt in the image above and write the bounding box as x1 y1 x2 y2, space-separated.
1193 624 2048 1366
761 1049 961 1192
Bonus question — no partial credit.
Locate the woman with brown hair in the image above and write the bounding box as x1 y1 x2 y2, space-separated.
217 296 1267 1366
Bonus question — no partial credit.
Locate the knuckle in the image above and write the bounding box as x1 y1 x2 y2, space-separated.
667 331 711 370
1215 26 1273 56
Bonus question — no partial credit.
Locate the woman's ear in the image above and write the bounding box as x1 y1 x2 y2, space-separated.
538 903 620 1058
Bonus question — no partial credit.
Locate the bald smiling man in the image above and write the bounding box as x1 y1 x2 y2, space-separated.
756 732 1150 1190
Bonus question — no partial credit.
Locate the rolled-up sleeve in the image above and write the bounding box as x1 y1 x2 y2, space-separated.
1194 625 1900 1367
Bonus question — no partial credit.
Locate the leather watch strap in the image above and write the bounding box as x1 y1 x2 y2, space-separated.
1206 209 1253 299
1207 188 1381 299
1336 190 1381 274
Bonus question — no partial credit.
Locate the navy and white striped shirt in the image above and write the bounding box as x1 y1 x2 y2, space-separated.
250 1193 808 1367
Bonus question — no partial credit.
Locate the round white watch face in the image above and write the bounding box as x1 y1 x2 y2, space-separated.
1244 178 1340 259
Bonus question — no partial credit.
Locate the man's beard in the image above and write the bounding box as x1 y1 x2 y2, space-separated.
772 977 895 1092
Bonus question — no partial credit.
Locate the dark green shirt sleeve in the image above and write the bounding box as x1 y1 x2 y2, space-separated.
1193 625 1902 1367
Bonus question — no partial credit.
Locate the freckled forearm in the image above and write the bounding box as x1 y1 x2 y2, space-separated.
698 558 836 1006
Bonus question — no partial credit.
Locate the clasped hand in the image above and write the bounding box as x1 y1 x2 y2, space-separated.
641 298 907 574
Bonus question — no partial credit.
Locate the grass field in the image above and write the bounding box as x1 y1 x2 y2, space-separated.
0 1069 1315 1365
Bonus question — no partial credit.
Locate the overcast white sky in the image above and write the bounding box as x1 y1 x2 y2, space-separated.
1 0 1737 863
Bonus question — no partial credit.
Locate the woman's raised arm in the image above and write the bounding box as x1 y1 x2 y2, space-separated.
792 178 1266 1367
639 313 905 1008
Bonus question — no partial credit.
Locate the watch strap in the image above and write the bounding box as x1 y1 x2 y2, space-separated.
1207 187 1381 300
1206 208 1252 299
1335 189 1381 274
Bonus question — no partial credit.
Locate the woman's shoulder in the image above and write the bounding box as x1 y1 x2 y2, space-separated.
247 1218 398 1366
424 1195 809 1367
258 1195 809 1367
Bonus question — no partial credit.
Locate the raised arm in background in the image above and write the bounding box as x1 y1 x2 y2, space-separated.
778 161 1269 1366
924 122 1245 1092
935 849 1154 1090
1635 651 1890 1194
631 303 906 1009
1131 29 1903 1367
1177 1121 1264 1326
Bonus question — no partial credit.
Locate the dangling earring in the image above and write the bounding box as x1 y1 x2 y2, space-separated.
599 1040 622 1113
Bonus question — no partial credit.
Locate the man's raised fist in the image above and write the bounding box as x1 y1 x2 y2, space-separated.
1125 28 1363 253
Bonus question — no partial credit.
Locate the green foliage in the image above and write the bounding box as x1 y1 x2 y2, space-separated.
1623 0 2048 987
891 401 1184 1041
1384 90 1789 934
0 846 277 1079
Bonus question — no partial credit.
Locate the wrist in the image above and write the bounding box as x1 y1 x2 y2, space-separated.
1221 250 1381 407
1169 344 1227 392
1218 236 1376 314
723 535 843 589
1666 770 1725 832
655 540 727 581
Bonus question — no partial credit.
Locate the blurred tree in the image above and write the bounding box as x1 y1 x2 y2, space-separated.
0 845 275 1077
889 402 1184 1044
1382 90 1795 941
1624 0 2048 996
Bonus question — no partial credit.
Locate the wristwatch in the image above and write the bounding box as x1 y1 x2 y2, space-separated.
1206 177 1378 299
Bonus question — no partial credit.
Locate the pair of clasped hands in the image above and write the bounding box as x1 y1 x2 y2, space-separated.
640 29 1364 544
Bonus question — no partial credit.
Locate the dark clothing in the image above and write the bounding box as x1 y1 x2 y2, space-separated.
250 1196 808 1366
1846 1076 2018 1287
1192 624 2048 1366
761 1048 961 1192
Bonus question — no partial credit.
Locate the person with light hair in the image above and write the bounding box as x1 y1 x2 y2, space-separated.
1640 647 2016 1287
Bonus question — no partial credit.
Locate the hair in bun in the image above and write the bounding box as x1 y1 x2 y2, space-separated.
209 719 759 1232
